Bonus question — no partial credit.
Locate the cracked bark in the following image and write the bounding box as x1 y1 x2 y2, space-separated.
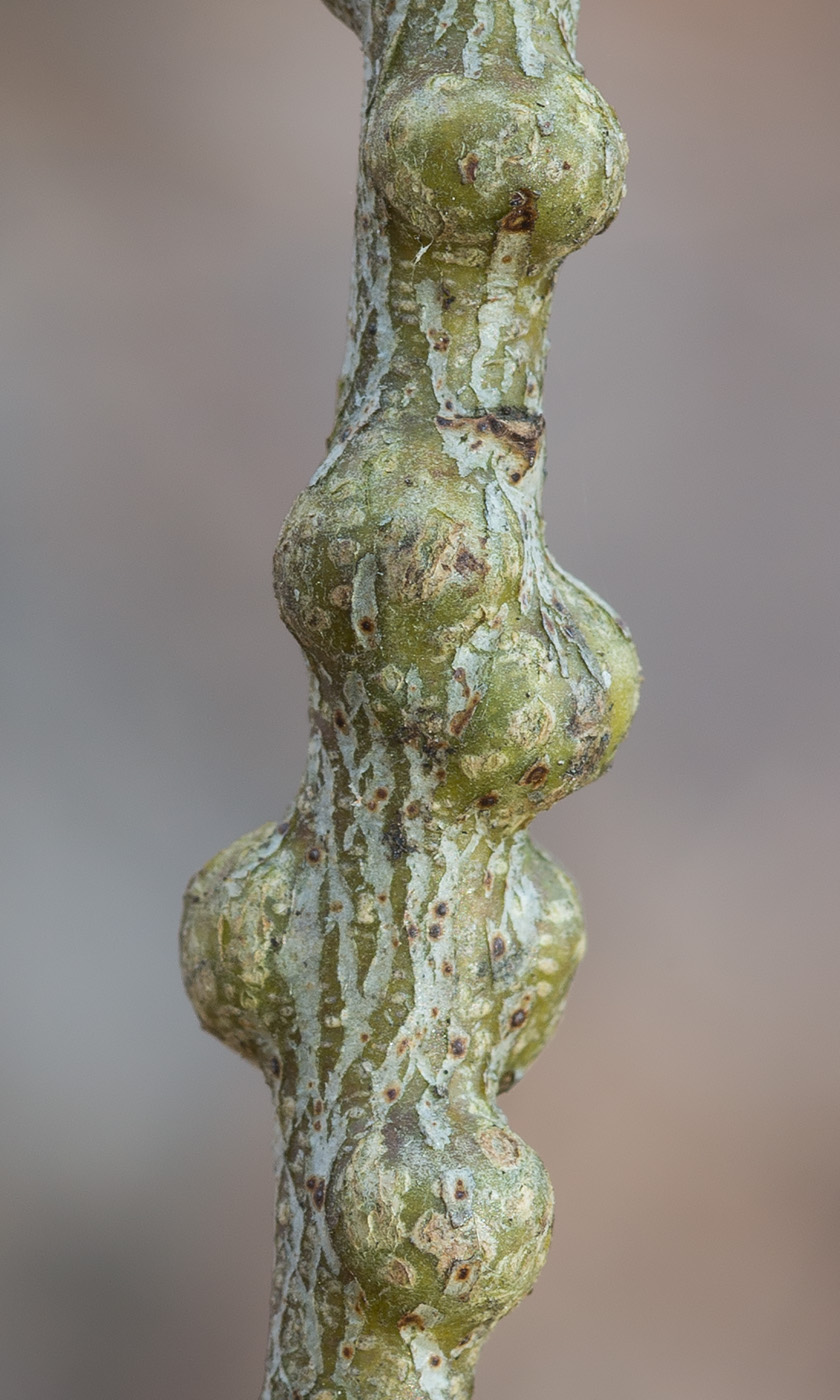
180 2 640 1396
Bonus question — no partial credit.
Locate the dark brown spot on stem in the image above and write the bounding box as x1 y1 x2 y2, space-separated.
454 547 487 577
450 692 481 737
306 1176 326 1210
520 762 550 788
384 819 416 861
459 152 480 184
501 187 539 233
437 410 544 473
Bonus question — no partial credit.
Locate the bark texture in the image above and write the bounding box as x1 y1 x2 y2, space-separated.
180 3 640 1396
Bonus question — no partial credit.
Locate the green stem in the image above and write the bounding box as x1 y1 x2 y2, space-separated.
181 3 639 1396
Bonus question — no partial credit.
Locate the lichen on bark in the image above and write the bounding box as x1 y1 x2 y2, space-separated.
180 2 640 1396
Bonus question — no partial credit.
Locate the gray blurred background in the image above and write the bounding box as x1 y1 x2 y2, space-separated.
2 1 838 1397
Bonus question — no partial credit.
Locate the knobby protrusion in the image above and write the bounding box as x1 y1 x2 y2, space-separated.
180 2 640 1396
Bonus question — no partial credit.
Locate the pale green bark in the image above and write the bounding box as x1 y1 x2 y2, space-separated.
180 2 640 1396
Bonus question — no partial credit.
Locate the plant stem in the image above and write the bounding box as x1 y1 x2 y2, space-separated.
181 3 640 1396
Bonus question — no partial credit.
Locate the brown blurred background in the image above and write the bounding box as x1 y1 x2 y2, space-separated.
2 1 838 1397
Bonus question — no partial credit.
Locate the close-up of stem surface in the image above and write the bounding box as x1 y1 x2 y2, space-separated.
180 2 640 1396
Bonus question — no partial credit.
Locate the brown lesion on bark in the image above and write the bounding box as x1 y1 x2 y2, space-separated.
519 761 550 789
306 1175 327 1210
500 187 539 233
449 664 483 739
435 410 545 475
458 152 480 184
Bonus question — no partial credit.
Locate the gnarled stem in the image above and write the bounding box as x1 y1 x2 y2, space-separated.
180 3 640 1397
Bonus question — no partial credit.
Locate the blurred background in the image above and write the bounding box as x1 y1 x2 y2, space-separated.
2 1 838 1396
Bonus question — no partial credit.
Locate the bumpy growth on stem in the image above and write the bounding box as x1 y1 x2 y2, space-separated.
180 2 640 1396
